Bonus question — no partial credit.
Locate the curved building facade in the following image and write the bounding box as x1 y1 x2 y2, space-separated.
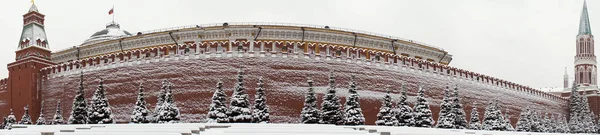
0 3 570 125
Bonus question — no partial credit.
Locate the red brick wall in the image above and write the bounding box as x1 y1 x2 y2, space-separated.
40 57 567 125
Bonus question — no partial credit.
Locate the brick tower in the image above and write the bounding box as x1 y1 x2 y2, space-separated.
5 3 54 122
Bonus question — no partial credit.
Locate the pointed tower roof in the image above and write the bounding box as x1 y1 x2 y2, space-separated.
28 4 38 13
579 0 592 35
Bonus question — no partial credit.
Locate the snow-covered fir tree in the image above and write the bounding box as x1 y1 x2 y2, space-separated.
320 71 342 125
252 77 270 123
88 79 114 124
5 109 16 129
451 86 468 129
503 110 514 131
482 100 506 131
131 83 151 123
516 106 532 132
560 114 570 133
375 87 397 126
35 102 46 125
547 113 557 133
68 74 88 124
152 80 169 123
156 82 180 123
1 117 6 129
468 103 482 130
412 85 434 128
52 101 64 124
301 78 320 124
394 83 414 126
578 95 596 133
568 82 584 133
207 79 229 123
19 105 32 124
343 76 365 125
435 85 455 129
530 111 542 132
227 69 252 123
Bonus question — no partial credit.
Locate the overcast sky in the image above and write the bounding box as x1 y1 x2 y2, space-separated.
0 0 593 90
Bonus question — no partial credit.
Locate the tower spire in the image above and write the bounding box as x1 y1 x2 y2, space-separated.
564 67 569 88
579 0 592 35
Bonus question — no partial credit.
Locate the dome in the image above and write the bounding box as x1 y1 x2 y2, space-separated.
84 21 132 44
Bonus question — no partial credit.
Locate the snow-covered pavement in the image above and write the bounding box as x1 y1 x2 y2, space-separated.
0 123 595 135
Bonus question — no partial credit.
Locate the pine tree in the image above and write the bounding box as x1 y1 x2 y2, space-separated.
394 83 414 126
35 102 46 125
18 105 32 124
227 69 252 123
468 104 482 130
301 78 320 124
504 110 514 131
578 95 596 133
412 85 434 127
152 80 169 123
52 101 64 124
375 87 398 126
435 85 455 129
252 77 270 123
207 79 229 123
1 117 6 129
156 82 180 123
451 86 468 129
343 76 365 125
561 114 570 133
547 113 557 133
568 82 583 133
516 107 532 132
320 71 343 125
68 74 88 124
5 109 16 129
482 100 506 131
88 79 114 124
131 83 151 123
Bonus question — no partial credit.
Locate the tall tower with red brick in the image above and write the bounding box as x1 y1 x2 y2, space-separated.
574 0 597 88
5 3 54 122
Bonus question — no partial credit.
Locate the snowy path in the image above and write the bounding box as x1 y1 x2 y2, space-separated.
0 123 595 135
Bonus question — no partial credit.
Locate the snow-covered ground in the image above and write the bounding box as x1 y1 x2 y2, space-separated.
39 54 567 124
1 123 594 135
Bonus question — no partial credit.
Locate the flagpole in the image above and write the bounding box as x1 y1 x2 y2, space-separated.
112 5 115 23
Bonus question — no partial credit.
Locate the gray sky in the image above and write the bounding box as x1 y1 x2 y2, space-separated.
0 0 592 90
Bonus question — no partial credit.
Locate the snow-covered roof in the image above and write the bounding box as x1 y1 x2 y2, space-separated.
83 21 132 44
28 4 38 13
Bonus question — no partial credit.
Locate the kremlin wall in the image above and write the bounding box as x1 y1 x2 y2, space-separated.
0 3 578 125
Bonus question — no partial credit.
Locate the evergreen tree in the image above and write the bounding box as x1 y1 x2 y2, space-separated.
88 79 114 124
52 101 63 124
468 104 482 130
530 111 542 132
1 117 6 129
451 86 468 129
561 114 570 133
568 82 583 133
394 83 414 126
301 78 320 124
152 80 169 122
131 83 151 123
35 102 46 125
207 79 229 123
227 69 252 123
320 71 343 125
68 74 88 124
18 105 32 124
375 87 397 126
252 77 270 123
343 76 365 125
579 95 596 133
504 110 515 131
156 82 180 123
5 109 16 129
548 113 557 133
435 85 455 129
482 100 506 131
516 107 532 132
412 85 434 127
